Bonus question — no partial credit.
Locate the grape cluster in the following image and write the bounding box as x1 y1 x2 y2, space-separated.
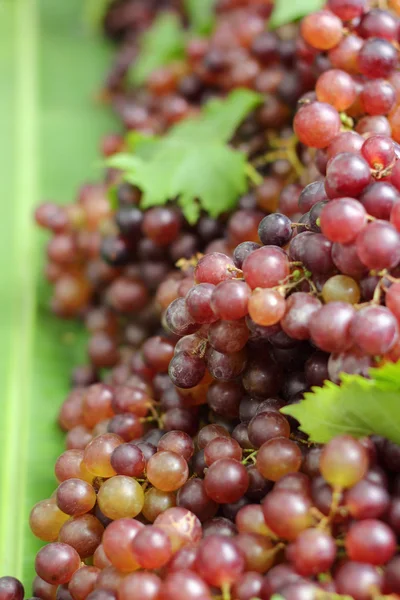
4 432 400 600
8 0 400 598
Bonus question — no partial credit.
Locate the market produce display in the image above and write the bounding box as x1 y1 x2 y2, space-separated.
4 0 400 598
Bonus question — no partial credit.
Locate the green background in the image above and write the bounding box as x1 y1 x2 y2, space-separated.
0 0 116 586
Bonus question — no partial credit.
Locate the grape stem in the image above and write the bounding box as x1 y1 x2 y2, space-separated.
221 582 231 600
241 450 258 465
245 163 264 187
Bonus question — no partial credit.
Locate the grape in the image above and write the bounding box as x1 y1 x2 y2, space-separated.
110 443 145 478
195 535 245 588
186 284 218 324
204 458 249 503
322 274 360 304
154 507 202 551
56 479 96 516
360 79 396 116
142 207 181 246
158 431 194 461
235 532 275 573
142 488 176 523
309 302 355 353
248 410 290 448
274 472 312 497
93 545 111 569
294 101 341 148
356 115 391 136
131 526 172 569
165 298 199 336
325 153 371 198
360 182 399 220
142 336 175 372
30 499 70 542
87 592 116 600
58 514 103 558
292 528 336 576
391 200 400 231
236 504 271 537
359 8 398 40
107 413 144 441
243 246 290 289
204 436 242 465
281 292 322 340
328 348 374 382
298 181 328 213
335 562 383 599
261 564 303 598
299 233 334 274
208 319 249 354
242 357 283 398
68 567 99 600
102 518 143 572
168 352 206 389
233 241 261 269
198 424 231 449
262 490 312 540
176 478 218 522
301 10 343 50
346 519 396 565
383 556 400 594
258 213 292 247
206 347 247 381
358 37 398 78
82 433 122 478
329 34 364 73
111 386 150 417
331 242 367 278
0 578 24 600
386 282 400 322
316 69 357 111
345 480 390 519
195 253 237 285
356 221 400 269
206 381 242 419
248 289 286 326
320 198 366 244
320 435 369 488
146 450 189 492
350 305 399 355
232 572 263 600
327 0 365 20
158 571 212 600
35 543 81 585
327 130 364 159
211 280 251 320
97 476 144 519
256 437 302 481
119 572 161 600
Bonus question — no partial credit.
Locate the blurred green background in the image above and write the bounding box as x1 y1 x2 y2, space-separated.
0 0 116 587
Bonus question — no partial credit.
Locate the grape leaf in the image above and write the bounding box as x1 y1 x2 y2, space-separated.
108 89 263 224
184 0 217 35
129 13 186 86
282 362 400 445
269 0 325 29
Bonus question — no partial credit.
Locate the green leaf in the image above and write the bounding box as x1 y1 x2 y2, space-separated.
110 89 262 223
282 362 400 445
184 0 217 35
0 0 116 587
269 0 325 29
172 88 263 143
129 13 186 86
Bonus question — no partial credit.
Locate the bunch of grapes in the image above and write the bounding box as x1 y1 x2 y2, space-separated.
4 431 400 599
8 0 400 598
